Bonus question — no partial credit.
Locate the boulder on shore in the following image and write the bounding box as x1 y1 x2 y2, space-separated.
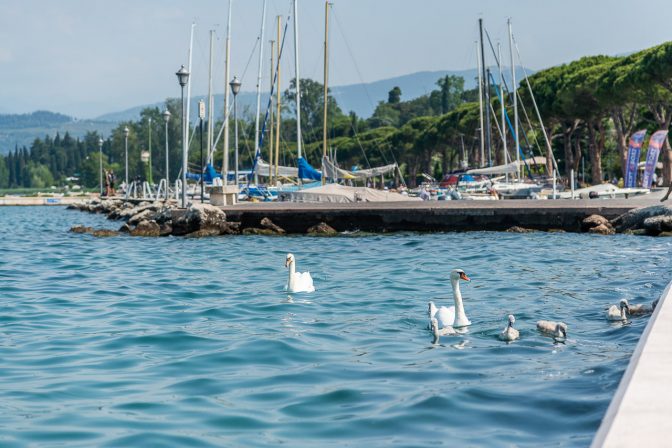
171 204 228 236
260 217 286 234
307 222 338 236
130 220 161 237
92 229 119 238
581 214 612 233
70 225 94 234
642 215 672 234
611 205 672 233
505 226 537 233
589 224 615 235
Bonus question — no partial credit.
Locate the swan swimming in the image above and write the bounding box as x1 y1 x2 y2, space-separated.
428 269 471 330
284 253 315 293
627 299 658 316
606 299 629 321
498 315 520 342
537 320 567 340
430 317 456 344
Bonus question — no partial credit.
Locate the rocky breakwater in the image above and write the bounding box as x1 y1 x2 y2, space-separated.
581 205 672 236
67 199 238 238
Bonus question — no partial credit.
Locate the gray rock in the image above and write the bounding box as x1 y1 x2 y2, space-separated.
70 225 93 234
612 205 672 232
505 226 537 233
91 229 119 238
242 228 278 236
128 209 155 226
307 222 338 236
118 223 132 233
172 204 227 236
185 228 222 238
642 215 672 234
130 220 161 237
588 224 615 235
581 214 610 232
260 217 286 234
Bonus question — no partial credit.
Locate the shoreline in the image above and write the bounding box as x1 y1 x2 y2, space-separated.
63 196 672 237
0 196 94 206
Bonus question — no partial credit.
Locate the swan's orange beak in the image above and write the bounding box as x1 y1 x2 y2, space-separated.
459 272 470 282
285 259 290 268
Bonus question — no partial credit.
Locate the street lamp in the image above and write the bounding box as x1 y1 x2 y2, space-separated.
163 109 171 200
230 76 241 187
124 126 130 190
147 117 153 185
98 137 104 196
176 64 190 208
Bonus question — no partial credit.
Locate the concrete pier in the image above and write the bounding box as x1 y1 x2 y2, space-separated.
591 281 672 447
220 198 662 233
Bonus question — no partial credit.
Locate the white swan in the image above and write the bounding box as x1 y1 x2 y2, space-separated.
499 315 520 342
537 320 567 340
428 269 471 329
606 299 629 321
284 253 315 293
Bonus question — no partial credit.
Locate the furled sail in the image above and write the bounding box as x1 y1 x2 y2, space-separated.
321 157 397 180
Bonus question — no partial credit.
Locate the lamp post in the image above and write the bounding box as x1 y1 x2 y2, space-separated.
230 76 241 187
163 110 171 200
123 126 130 189
98 137 104 196
198 99 205 203
147 117 153 185
176 65 190 208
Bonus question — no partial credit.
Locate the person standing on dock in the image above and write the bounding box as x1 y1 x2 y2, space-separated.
108 170 116 197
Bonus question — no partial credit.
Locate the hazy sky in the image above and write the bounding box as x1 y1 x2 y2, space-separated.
1 0 670 118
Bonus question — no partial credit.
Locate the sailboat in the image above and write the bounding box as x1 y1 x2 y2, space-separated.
463 18 557 199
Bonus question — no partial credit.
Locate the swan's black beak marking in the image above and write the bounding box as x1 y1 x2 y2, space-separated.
460 272 470 282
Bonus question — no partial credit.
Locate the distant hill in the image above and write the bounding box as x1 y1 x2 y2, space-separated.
0 68 531 154
94 67 531 123
0 111 116 155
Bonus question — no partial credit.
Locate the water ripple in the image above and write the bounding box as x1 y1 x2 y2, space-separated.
0 206 669 447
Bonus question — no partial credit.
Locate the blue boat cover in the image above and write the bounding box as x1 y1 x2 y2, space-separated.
186 164 223 183
298 157 322 181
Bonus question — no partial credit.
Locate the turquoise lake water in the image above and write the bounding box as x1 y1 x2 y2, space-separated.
0 206 670 447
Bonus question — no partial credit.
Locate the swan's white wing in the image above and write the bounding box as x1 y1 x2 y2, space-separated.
436 306 455 328
290 271 315 293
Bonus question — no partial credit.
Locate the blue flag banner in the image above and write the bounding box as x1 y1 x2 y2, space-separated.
625 130 646 188
641 130 668 189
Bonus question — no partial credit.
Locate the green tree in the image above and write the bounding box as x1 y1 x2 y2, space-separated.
388 86 402 104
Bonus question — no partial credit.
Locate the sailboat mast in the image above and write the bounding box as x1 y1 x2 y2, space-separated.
222 0 233 183
186 23 195 158
269 39 275 182
274 16 282 180
207 29 215 163
508 18 520 180
476 41 485 168
479 18 492 167
498 42 508 182
293 0 303 162
322 1 330 185
254 0 268 185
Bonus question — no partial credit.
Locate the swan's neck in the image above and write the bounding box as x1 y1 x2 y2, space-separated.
288 261 296 288
620 306 627 320
452 279 470 327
